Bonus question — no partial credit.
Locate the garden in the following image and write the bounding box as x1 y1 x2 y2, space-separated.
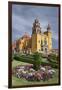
12 52 59 86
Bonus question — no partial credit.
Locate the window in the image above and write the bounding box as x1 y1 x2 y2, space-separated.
39 49 41 51
38 40 40 43
44 40 47 45
45 48 47 52
41 48 43 51
41 40 43 46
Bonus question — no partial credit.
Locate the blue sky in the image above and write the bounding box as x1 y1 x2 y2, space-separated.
12 4 59 49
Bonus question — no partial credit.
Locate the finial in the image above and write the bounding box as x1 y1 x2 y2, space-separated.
47 23 51 31
36 16 39 20
35 16 39 23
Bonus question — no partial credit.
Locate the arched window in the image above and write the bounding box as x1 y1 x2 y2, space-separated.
45 48 47 53
41 40 43 46
38 40 40 43
44 39 47 45
41 47 43 51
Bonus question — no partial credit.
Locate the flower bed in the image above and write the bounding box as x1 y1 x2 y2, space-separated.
12 65 56 81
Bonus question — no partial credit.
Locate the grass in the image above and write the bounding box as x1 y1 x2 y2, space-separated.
12 74 59 86
12 60 59 87
12 60 30 68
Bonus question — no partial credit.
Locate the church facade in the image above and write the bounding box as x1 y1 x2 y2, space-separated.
14 18 52 54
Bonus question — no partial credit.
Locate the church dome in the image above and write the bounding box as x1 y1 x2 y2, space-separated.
22 32 30 39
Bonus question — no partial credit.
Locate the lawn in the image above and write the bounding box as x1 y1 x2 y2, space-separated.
12 59 30 68
12 60 59 87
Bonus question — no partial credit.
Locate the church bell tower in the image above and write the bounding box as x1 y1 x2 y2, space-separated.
31 18 41 53
47 24 52 51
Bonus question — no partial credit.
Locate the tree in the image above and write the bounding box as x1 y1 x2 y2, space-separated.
33 52 42 70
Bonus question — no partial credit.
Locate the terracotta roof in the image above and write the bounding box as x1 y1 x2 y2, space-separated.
22 32 31 39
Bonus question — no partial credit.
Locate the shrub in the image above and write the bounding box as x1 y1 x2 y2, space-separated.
13 54 34 64
48 54 57 61
33 52 42 70
47 54 59 68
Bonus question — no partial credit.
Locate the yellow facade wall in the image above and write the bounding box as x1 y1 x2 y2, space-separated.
47 32 52 51
17 31 52 53
37 34 41 52
31 34 37 52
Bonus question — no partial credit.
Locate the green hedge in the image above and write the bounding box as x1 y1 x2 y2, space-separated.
14 55 34 64
14 54 58 68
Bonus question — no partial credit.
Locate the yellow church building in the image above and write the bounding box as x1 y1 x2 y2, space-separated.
15 18 52 54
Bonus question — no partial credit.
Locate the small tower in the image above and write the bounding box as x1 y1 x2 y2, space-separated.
31 18 41 53
47 23 52 51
